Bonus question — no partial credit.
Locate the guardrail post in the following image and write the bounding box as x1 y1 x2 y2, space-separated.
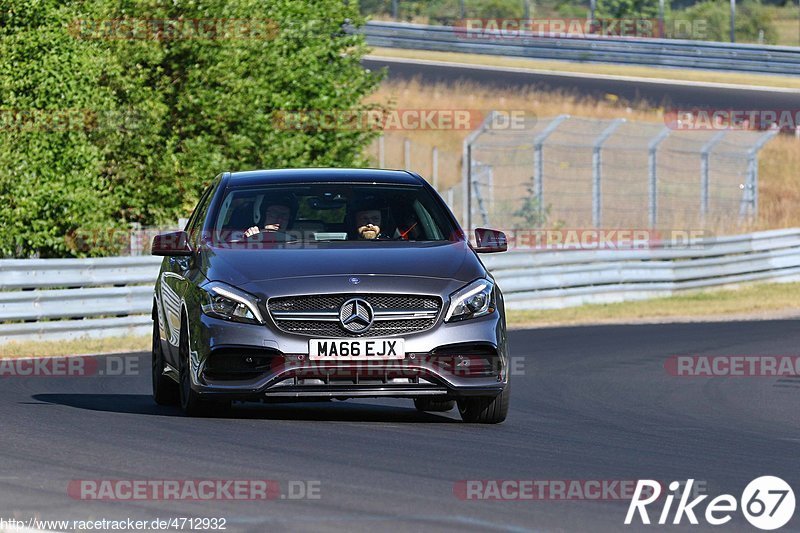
403 138 411 170
462 111 496 230
699 131 726 223
592 119 625 228
648 127 671 227
533 115 570 222
740 129 779 221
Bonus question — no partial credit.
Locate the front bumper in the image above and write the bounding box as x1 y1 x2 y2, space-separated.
189 311 508 400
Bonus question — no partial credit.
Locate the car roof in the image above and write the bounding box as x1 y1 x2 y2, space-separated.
225 168 425 187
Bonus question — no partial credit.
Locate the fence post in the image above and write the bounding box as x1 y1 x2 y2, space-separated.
740 129 779 221
488 165 494 209
129 222 142 256
378 135 385 168
432 146 439 190
648 127 671 227
471 163 491 227
462 111 496 231
699 131 726 223
592 118 625 228
533 114 570 221
403 138 411 170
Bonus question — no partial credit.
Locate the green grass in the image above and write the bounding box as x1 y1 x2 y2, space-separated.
767 5 800 46
0 335 149 358
507 281 800 328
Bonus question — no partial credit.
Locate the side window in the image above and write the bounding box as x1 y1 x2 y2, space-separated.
186 185 214 241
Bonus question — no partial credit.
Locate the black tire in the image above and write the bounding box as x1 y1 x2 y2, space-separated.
178 321 214 417
414 397 456 412
152 320 179 405
457 385 510 424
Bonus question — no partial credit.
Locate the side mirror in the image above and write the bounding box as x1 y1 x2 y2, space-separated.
474 228 508 253
152 231 192 256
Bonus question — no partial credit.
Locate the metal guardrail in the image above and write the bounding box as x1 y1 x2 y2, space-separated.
361 21 800 75
0 256 162 343
482 228 800 309
1 228 799 342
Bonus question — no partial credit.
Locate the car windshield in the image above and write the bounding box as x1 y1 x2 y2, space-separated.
211 183 458 245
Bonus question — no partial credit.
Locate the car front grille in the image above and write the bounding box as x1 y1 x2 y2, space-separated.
267 294 442 337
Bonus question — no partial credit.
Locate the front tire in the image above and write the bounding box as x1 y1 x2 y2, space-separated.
457 386 510 424
414 397 456 412
178 321 213 417
152 320 178 405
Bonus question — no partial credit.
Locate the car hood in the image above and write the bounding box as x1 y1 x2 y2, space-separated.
200 240 485 288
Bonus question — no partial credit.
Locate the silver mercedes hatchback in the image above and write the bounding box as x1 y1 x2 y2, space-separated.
151 168 510 423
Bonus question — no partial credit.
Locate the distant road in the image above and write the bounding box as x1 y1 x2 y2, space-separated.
363 56 800 109
1 320 798 531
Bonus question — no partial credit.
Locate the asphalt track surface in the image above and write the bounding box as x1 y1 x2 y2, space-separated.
1 320 799 532
363 57 800 109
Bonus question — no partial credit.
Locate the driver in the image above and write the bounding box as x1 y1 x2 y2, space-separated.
244 203 292 238
355 209 381 241
354 208 390 240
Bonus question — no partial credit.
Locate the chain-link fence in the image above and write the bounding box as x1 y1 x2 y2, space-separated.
459 113 778 232
365 118 778 233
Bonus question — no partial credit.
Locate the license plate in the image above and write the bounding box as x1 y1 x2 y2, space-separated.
308 338 405 360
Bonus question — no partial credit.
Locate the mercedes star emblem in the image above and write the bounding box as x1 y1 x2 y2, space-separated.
339 298 374 333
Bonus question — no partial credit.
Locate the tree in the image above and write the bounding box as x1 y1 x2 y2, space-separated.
0 0 384 257
595 0 661 20
0 0 124 257
512 181 552 229
91 0 384 227
678 0 777 43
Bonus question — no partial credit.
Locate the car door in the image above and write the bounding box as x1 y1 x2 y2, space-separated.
158 183 215 365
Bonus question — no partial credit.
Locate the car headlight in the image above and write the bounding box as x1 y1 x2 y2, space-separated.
445 279 495 322
201 281 263 324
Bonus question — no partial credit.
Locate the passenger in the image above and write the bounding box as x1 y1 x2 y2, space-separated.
396 211 421 240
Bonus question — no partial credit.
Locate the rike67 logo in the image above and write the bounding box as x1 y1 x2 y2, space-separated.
626 477 795 530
